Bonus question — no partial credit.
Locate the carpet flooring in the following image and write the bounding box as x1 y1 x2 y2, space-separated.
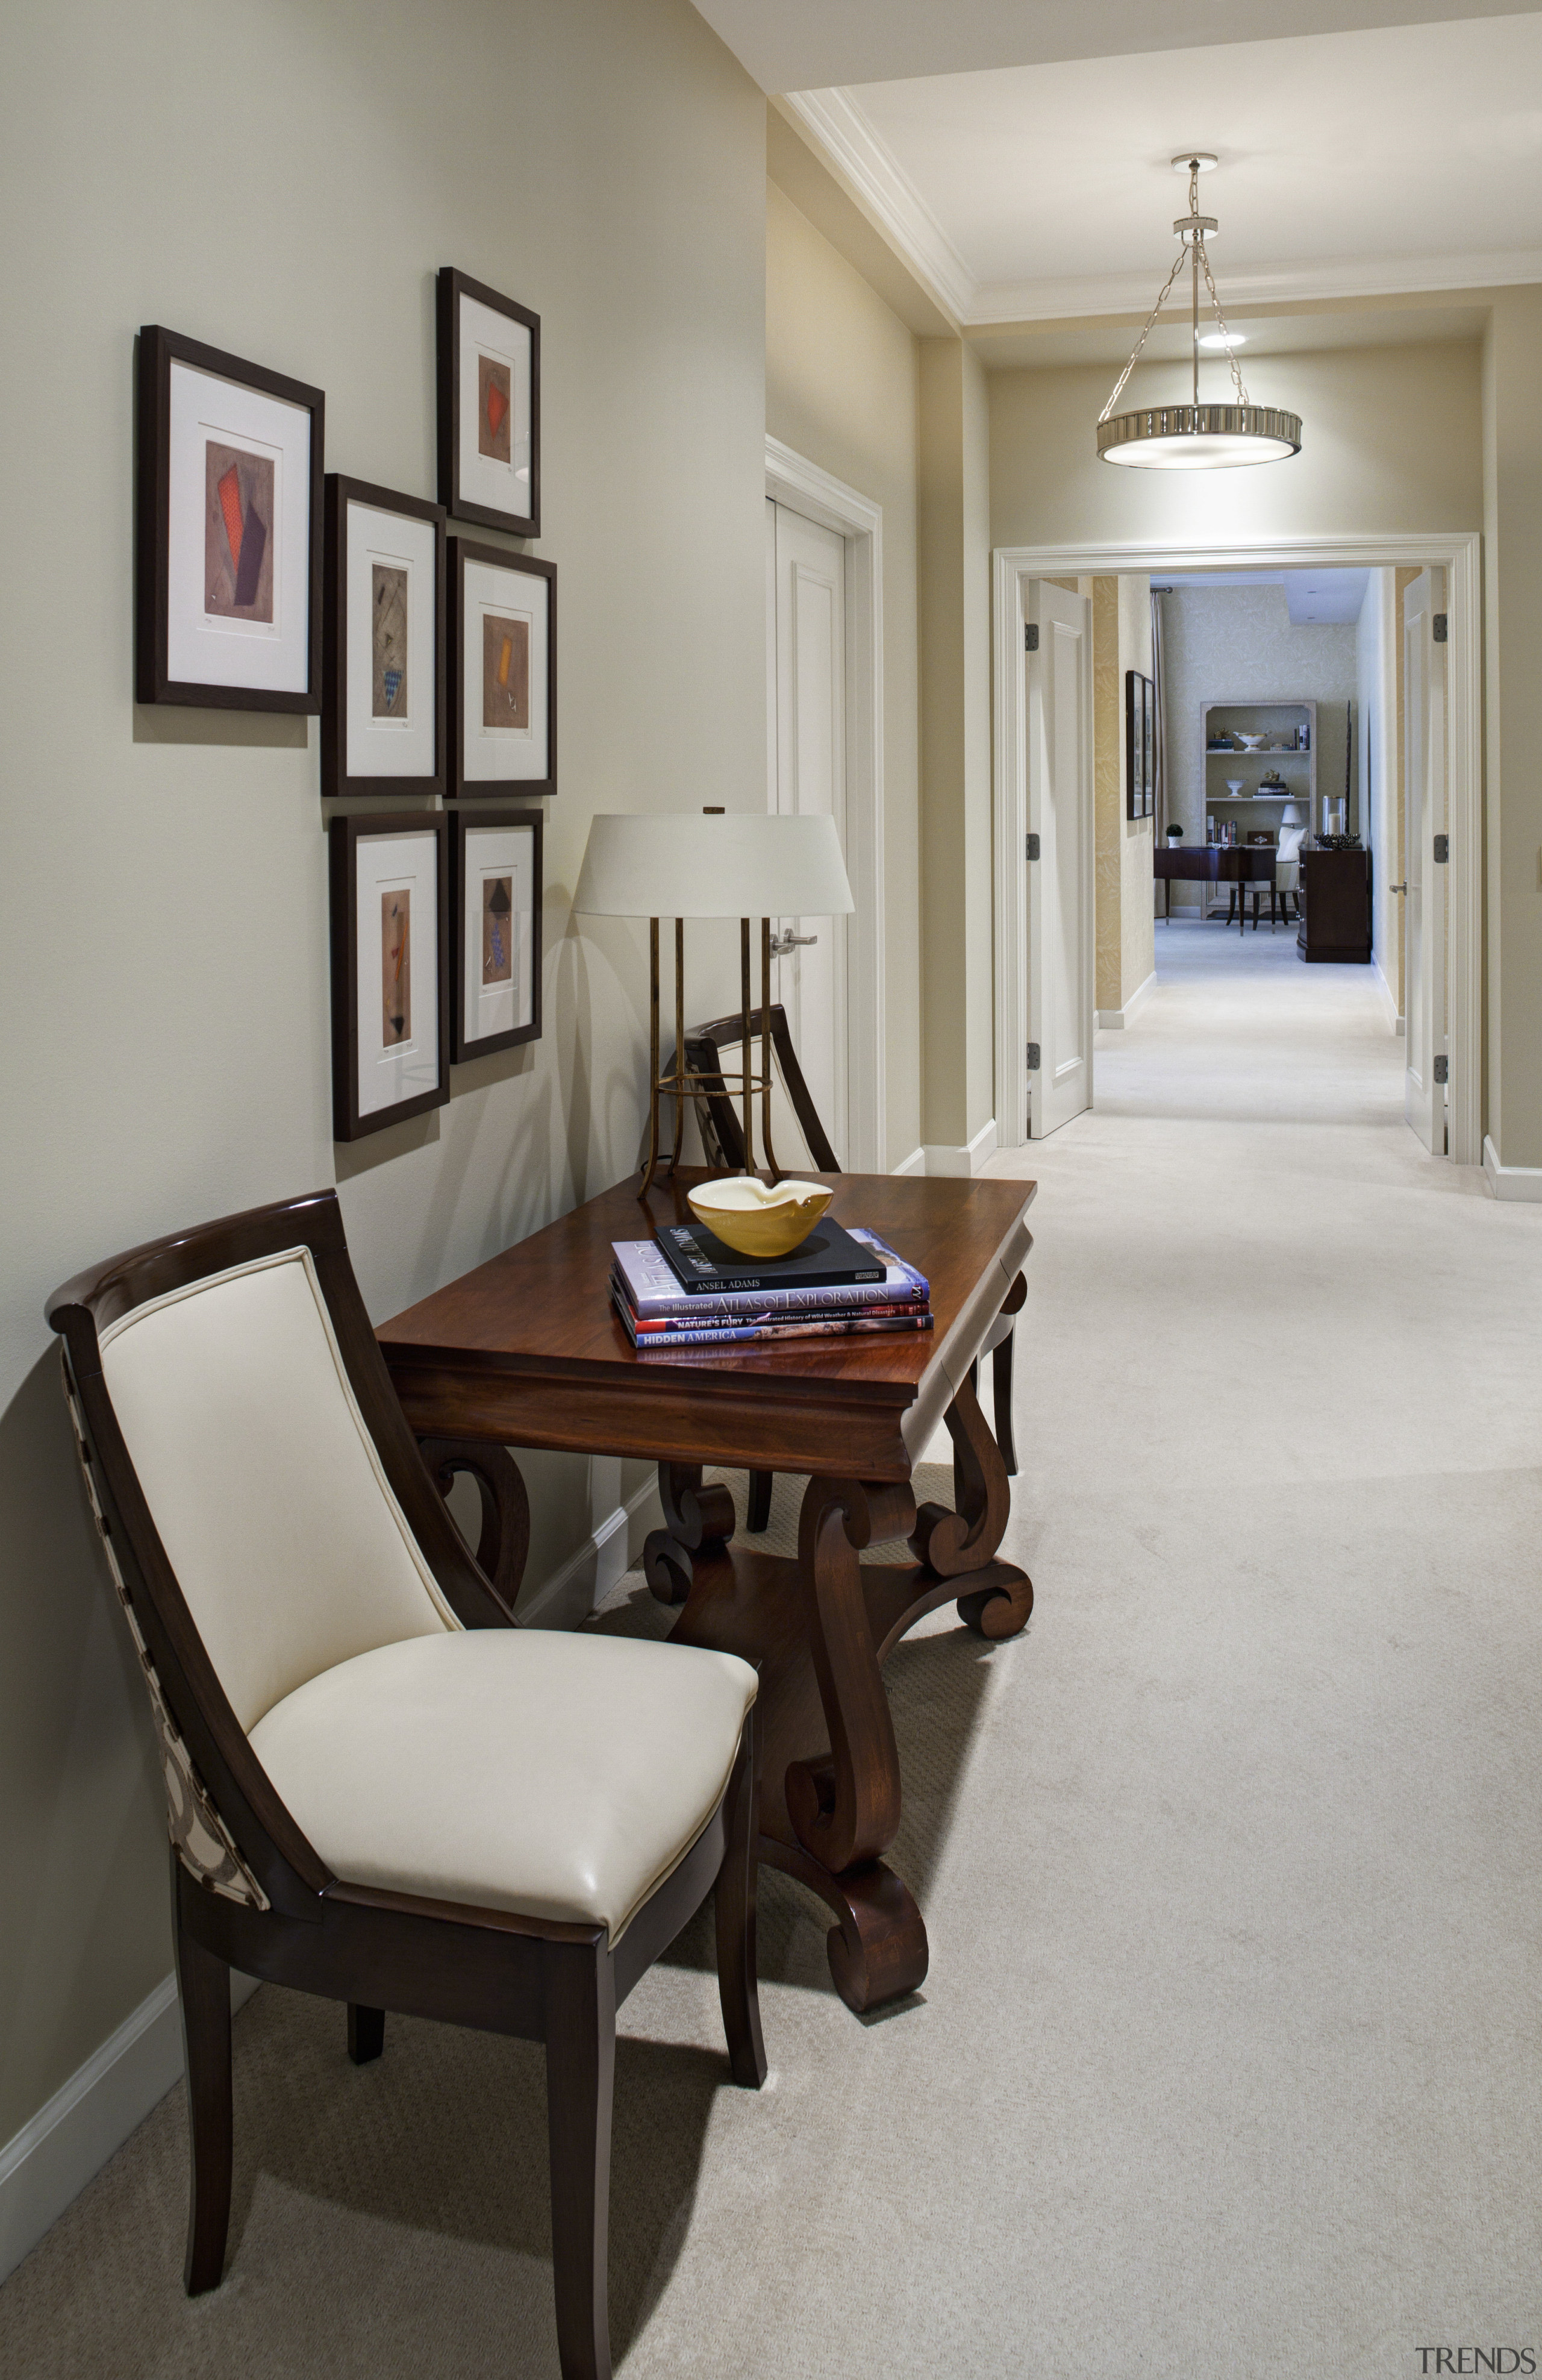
4 919 1540 2377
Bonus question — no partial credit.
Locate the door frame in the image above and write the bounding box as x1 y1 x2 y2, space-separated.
992 531 1482 1163
767 436 885 1173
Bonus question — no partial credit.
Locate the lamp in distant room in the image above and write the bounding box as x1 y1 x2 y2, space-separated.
1097 156 1303 469
573 809 854 1198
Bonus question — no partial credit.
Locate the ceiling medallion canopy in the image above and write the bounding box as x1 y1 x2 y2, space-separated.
1097 155 1303 471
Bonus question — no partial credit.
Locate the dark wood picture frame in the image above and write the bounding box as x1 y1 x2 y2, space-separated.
1141 673 1156 816
328 811 451 1142
448 538 557 799
321 477 447 799
450 806 544 1063
1125 669 1145 821
436 268 540 538
135 324 324 712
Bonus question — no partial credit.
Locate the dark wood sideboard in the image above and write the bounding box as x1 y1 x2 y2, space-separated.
1297 846 1371 963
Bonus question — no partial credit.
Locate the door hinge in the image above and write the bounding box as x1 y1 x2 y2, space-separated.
1025 622 1039 652
1432 613 1448 643
1434 1054 1449 1085
1026 832 1041 862
1026 1041 1041 1071
1432 833 1449 863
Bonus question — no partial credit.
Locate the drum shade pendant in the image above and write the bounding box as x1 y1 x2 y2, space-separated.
1097 156 1302 469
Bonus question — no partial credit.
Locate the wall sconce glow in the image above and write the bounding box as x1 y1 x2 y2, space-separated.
1097 157 1301 470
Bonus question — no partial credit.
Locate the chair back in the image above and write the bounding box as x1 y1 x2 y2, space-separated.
48 1190 506 1913
678 1004 840 1177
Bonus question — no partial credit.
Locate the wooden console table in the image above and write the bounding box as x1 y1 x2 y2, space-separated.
378 1168 1036 2015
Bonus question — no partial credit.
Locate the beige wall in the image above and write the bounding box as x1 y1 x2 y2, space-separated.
765 178 922 1164
0 0 764 2153
1117 575 1156 1004
989 339 1484 550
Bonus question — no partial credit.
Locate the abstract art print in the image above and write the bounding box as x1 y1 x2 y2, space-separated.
482 613 529 731
451 808 542 1061
1126 669 1150 821
204 442 274 619
137 324 323 710
437 268 540 537
321 477 445 798
449 539 555 798
328 812 449 1141
372 564 408 718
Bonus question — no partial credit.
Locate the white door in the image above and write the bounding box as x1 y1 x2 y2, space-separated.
1403 568 1447 1153
1026 580 1094 1138
767 498 847 1150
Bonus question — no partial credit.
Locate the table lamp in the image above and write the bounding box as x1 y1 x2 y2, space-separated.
573 810 854 1198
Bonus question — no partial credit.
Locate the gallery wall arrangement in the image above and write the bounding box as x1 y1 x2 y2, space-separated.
133 268 552 1140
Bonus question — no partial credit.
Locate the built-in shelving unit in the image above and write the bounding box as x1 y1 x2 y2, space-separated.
1196 700 1317 919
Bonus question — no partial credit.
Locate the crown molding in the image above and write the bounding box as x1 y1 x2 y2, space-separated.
967 246 1542 325
779 87 975 327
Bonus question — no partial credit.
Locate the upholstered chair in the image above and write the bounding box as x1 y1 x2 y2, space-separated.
48 1189 765 2380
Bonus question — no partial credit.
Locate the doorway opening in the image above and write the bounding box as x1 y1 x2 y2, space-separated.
992 534 1479 1162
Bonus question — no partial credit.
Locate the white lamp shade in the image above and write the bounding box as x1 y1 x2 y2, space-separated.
1280 801 1308 825
573 812 855 920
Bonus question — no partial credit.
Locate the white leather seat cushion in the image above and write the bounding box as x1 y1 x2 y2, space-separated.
249 1629 757 1943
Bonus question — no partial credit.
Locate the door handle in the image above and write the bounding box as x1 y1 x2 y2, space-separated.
1388 883 1408 894
769 930 818 956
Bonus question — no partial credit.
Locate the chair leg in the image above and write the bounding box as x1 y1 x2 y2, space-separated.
746 1469 773 1534
991 1327 1019 1478
348 2005 385 2065
714 1715 767 2090
543 1944 616 2380
172 1861 232 2297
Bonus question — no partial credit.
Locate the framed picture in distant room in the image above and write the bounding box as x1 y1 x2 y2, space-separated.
321 477 446 798
1141 672 1156 815
328 812 449 1141
136 324 324 710
449 539 556 797
436 268 540 537
450 807 543 1062
1126 669 1146 820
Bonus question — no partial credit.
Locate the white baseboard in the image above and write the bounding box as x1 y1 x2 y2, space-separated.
922 1117 998 1178
891 1146 926 1177
1483 1134 1542 1202
518 1471 664 1630
0 1968 260 2284
1372 959 1402 1035
1096 968 1156 1032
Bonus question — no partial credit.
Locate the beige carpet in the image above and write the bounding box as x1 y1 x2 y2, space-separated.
4 920 1541 2376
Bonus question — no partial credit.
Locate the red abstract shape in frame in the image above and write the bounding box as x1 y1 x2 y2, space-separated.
485 377 509 440
217 464 244 574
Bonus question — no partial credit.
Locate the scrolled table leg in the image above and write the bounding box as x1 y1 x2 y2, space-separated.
643 1461 737 1606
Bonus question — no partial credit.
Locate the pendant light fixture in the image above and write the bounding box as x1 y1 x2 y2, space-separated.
1097 156 1302 469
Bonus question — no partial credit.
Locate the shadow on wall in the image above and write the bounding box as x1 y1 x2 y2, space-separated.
0 1351 171 2140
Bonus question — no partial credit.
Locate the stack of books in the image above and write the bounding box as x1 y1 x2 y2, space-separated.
610 1217 932 1354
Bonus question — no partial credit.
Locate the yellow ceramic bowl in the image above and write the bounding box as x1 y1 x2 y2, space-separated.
687 1176 833 1260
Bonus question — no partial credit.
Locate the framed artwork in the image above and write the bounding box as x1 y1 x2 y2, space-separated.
328 812 449 1141
1142 674 1156 815
451 807 543 1062
136 324 323 710
1125 669 1146 821
449 538 556 798
436 268 540 538
321 477 446 798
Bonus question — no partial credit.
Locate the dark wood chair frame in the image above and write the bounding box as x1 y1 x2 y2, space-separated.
47 1189 764 2380
674 1003 1025 1529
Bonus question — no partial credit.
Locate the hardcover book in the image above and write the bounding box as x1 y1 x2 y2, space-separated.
612 1291 932 1352
654 1213 886 1296
613 1227 926 1320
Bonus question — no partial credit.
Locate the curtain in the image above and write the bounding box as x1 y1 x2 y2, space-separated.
1150 587 1169 839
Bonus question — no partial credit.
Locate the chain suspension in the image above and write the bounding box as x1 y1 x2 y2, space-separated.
1098 157 1250 422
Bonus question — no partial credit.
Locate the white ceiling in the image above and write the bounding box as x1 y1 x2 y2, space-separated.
691 0 1540 93
1162 568 1372 622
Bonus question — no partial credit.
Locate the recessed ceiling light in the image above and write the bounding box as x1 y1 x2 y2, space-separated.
1199 331 1246 350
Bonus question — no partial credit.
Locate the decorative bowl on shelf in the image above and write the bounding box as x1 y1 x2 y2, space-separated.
687 1175 833 1259
1235 733 1266 751
1225 779 1244 797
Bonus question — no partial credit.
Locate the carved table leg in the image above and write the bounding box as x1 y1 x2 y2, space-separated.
418 1438 531 1612
908 1372 1034 1640
643 1462 737 1605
